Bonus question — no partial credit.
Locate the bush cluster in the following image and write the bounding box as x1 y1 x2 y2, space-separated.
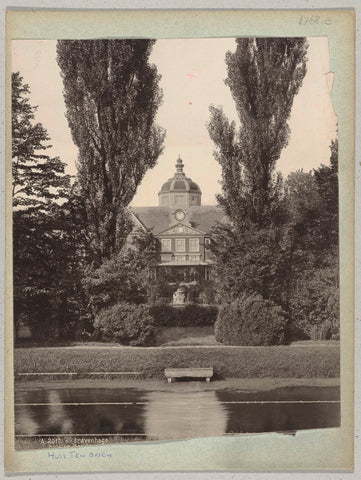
149 304 218 327
215 292 288 346
94 303 155 346
289 267 339 340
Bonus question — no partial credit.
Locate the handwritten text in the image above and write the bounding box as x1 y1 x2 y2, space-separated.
47 450 112 460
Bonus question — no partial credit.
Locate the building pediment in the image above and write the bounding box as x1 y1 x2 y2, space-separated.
157 223 205 236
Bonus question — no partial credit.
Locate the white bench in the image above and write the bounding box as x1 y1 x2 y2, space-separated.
164 367 213 383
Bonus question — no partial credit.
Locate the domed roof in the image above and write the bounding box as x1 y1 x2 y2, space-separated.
159 156 201 194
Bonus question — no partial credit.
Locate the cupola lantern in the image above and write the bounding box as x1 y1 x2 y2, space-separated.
158 156 202 208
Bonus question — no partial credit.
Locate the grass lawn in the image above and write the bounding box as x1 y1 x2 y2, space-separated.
14 342 340 380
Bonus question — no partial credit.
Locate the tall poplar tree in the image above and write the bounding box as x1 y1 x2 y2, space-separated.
207 38 308 317
208 38 308 227
57 40 165 262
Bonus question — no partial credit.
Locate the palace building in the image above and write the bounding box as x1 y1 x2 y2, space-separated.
129 156 227 289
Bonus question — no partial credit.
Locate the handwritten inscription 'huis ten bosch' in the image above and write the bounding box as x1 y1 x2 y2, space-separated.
48 450 112 460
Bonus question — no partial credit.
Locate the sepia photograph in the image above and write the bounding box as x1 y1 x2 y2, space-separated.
4 8 355 473
11 35 341 449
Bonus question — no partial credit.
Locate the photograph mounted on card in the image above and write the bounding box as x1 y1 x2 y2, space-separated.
5 9 354 473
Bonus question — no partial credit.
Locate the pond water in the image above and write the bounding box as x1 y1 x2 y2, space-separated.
15 385 340 444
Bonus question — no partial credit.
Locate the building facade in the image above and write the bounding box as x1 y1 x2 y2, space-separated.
130 157 227 295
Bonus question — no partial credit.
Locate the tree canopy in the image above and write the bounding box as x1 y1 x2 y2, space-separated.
208 38 308 227
56 40 165 262
82 228 158 317
207 38 339 341
11 73 82 340
210 140 339 340
12 72 70 209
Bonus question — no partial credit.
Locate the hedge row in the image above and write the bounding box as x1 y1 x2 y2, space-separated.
14 344 340 379
92 303 218 346
149 304 218 327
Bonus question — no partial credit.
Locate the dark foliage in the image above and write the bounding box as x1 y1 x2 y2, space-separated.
13 198 90 341
94 303 155 346
82 229 158 319
12 73 84 341
215 292 288 346
208 38 308 227
210 144 339 341
146 279 177 305
210 222 290 306
207 38 338 342
12 72 70 208
149 304 218 327
57 40 165 262
313 139 339 248
288 264 339 340
285 142 339 339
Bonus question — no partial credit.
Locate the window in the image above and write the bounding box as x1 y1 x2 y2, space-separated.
189 238 199 252
189 254 200 263
205 238 211 246
175 255 186 263
161 239 171 252
175 238 185 252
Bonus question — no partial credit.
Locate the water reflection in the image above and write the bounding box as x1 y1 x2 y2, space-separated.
217 386 340 433
15 385 340 442
144 391 227 440
15 388 146 437
47 391 74 434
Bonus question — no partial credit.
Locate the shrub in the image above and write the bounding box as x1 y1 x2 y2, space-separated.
94 303 155 346
149 304 218 327
198 280 217 305
215 292 288 346
149 304 175 326
147 279 175 305
289 266 339 340
83 230 157 314
182 304 218 326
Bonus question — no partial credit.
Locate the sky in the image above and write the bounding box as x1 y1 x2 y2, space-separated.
12 37 337 206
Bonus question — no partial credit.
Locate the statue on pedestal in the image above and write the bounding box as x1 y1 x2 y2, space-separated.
173 287 186 305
